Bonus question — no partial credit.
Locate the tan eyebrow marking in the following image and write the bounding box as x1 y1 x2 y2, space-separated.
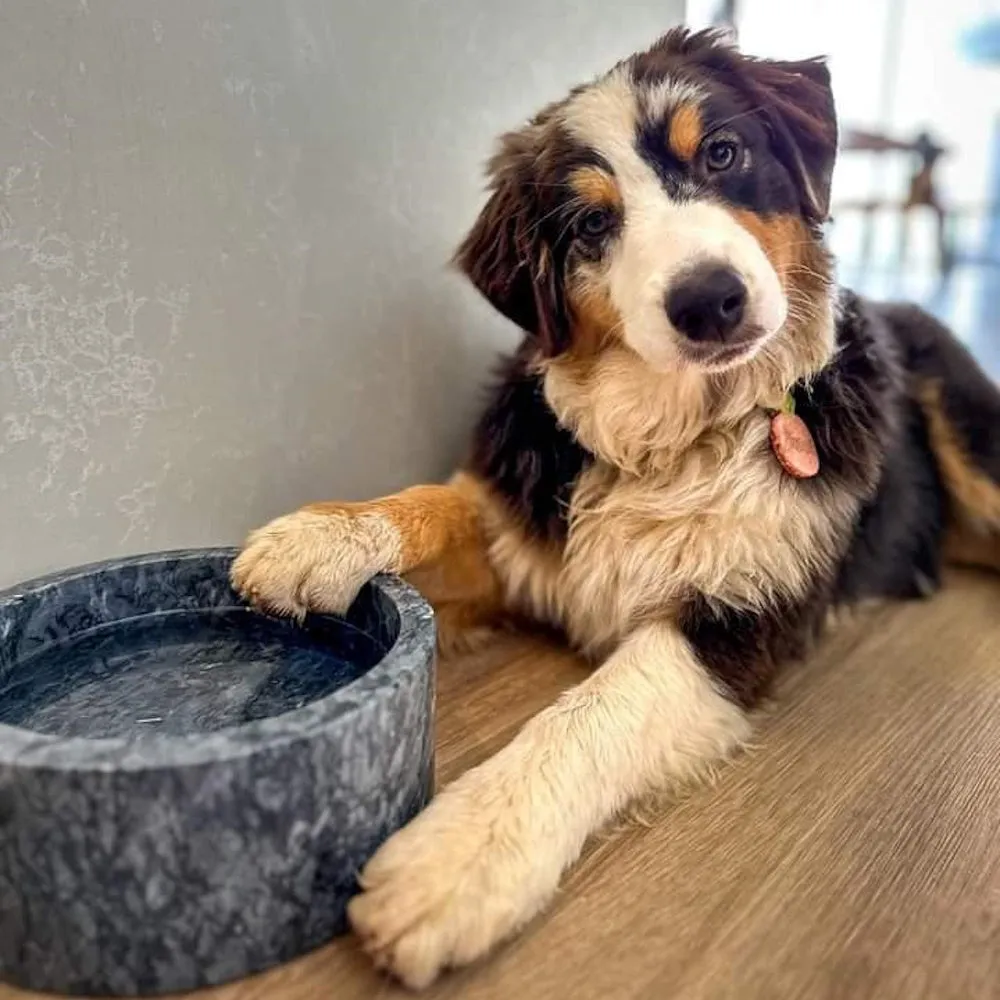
668 102 703 161
568 166 623 211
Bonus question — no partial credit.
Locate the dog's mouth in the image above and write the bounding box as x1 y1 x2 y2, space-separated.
677 324 773 372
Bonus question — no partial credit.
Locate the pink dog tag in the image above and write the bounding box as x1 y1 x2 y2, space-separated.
770 409 819 479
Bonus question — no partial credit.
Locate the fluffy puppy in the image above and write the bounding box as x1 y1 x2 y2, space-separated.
232 28 1000 989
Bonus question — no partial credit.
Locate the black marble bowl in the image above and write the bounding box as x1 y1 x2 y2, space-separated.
0 548 435 997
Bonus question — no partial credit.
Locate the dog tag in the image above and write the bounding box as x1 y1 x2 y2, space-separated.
770 405 819 479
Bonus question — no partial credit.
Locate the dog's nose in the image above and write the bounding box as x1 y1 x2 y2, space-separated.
665 266 747 342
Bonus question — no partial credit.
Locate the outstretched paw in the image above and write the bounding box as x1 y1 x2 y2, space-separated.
349 774 559 989
231 508 401 617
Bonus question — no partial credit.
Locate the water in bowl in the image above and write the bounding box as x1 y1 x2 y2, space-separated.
0 608 385 739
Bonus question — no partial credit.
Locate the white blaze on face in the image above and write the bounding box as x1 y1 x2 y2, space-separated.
560 71 787 372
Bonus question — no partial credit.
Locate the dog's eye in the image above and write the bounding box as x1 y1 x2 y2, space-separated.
578 208 614 240
705 138 739 172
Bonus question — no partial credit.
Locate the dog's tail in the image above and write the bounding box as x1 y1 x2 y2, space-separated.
883 303 1000 572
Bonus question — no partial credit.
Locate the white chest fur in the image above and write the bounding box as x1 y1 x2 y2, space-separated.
490 413 851 656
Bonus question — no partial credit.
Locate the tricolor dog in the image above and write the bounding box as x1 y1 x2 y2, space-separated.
232 28 1000 989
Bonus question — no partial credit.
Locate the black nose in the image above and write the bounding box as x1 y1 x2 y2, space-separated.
665 266 748 343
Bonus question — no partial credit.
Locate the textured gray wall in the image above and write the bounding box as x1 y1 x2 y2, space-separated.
0 1 684 587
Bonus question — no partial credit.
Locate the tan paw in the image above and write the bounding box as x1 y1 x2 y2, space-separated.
348 778 558 990
230 508 401 617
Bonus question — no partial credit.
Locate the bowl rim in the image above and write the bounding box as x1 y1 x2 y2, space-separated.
0 547 435 773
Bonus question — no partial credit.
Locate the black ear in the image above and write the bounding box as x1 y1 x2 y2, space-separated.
742 56 838 222
454 130 569 355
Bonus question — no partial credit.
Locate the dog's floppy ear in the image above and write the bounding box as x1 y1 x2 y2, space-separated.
738 56 838 222
454 129 569 355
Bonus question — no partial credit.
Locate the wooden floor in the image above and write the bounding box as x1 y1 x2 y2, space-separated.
4 571 1000 1000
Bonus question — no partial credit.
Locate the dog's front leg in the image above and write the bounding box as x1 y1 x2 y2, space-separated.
231 479 485 617
348 622 751 989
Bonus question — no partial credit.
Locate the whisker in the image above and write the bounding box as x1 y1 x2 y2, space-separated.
709 104 768 132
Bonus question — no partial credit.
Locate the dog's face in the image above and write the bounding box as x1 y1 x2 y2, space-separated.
457 29 838 378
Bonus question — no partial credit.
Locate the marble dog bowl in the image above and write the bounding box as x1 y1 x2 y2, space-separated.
0 548 435 996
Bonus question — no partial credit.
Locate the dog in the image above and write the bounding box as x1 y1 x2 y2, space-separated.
231 27 1000 989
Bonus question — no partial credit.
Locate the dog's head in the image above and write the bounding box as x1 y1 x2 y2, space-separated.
456 29 837 381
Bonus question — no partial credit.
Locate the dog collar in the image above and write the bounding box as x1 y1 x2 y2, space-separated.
769 392 819 479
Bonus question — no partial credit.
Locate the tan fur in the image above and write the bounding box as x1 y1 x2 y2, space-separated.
668 102 702 161
438 419 852 664
729 211 809 287
566 273 623 357
919 381 1000 575
564 164 627 358
541 309 833 478
231 476 501 632
558 418 851 655
567 165 623 211
404 548 504 655
727 210 838 371
348 622 749 989
920 382 1000 530
305 483 484 566
943 524 1000 573
449 417 851 660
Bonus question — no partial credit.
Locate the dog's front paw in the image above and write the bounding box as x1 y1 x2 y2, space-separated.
230 507 401 617
348 774 559 990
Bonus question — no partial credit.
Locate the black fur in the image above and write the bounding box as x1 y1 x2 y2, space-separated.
467 348 592 542
635 121 692 198
678 587 830 708
794 291 898 499
832 394 947 603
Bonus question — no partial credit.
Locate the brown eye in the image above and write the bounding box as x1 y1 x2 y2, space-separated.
578 207 614 240
705 138 739 172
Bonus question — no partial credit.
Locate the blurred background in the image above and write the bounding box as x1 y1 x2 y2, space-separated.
0 0 997 585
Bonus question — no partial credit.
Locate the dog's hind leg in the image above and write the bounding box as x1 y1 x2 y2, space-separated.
921 380 1000 573
885 303 1000 572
